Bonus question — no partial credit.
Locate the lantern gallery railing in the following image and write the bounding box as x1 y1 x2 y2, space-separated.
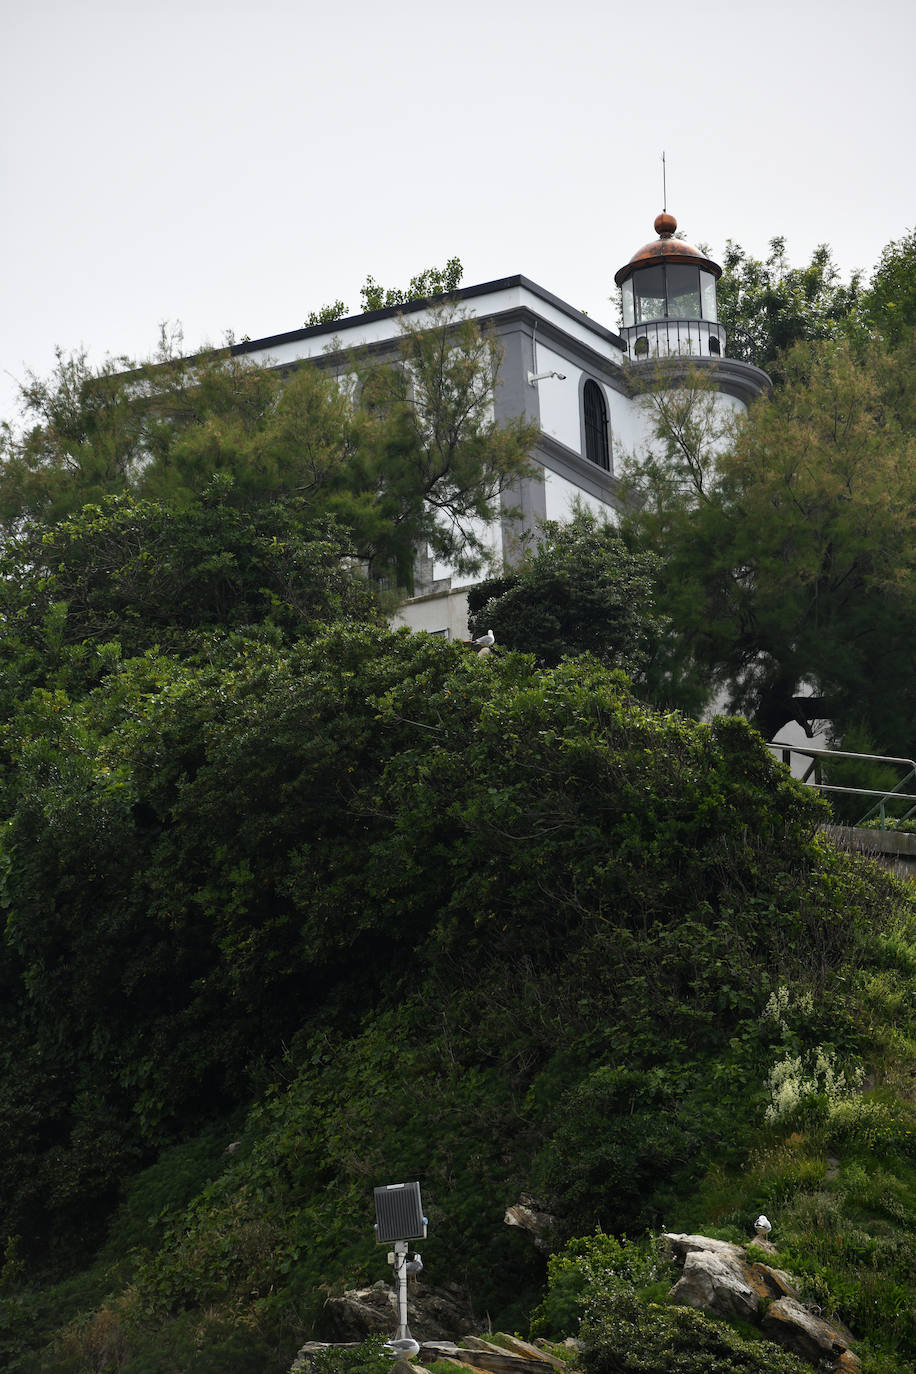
620 318 727 361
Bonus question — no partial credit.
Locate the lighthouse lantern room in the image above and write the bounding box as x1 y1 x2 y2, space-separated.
615 212 726 362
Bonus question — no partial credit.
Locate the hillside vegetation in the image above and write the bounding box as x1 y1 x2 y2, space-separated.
0 565 914 1370
1 245 916 1372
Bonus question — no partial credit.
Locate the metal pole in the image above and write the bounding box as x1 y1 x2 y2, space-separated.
393 1241 410 1339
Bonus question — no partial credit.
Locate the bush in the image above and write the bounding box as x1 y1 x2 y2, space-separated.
530 1233 670 1338
581 1293 810 1374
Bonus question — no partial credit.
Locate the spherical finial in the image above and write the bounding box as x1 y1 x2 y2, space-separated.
654 212 677 238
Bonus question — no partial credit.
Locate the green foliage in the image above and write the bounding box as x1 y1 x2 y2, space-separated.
360 256 463 311
340 306 538 583
0 301 535 588
534 1232 809 1373
0 380 914 1373
581 1294 810 1374
306 299 349 327
530 1233 667 1338
860 227 916 345
0 489 378 680
293 1336 392 1374
676 1103 916 1372
466 511 664 685
302 257 463 326
718 237 860 376
621 333 916 753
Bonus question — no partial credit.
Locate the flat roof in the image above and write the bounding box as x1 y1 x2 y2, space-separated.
230 274 627 357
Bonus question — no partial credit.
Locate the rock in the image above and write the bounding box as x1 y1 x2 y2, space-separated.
317 1284 396 1341
748 1237 778 1254
504 1196 557 1254
663 1231 860 1372
666 1235 799 1327
318 1281 476 1343
495 1335 568 1368
289 1344 359 1374
669 1247 762 1323
420 1349 553 1374
663 1233 746 1264
747 1263 798 1303
761 1296 854 1365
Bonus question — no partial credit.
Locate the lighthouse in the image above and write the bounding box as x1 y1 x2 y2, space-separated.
615 212 725 362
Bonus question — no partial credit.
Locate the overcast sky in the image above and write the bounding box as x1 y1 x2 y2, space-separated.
2 0 913 423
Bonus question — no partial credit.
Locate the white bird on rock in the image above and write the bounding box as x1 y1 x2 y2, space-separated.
472 630 495 648
384 1338 420 1360
754 1215 772 1239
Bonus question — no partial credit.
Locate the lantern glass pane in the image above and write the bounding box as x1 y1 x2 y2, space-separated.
634 266 665 322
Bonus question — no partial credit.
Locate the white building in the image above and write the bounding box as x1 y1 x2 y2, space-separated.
234 213 770 638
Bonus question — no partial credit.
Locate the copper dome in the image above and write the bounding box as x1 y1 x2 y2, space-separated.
614 213 722 286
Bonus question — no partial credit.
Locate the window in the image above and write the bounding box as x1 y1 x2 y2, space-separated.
626 264 718 322
583 380 610 471
666 264 701 318
634 265 666 323
621 278 635 327
700 270 717 322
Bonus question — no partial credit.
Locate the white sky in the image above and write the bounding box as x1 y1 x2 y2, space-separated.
2 0 914 423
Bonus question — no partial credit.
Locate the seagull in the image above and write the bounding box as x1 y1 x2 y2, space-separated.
754 1215 772 1239
472 630 495 648
384 1338 420 1360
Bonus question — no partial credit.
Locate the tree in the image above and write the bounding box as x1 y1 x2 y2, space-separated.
860 226 916 345
718 237 860 376
621 334 916 752
303 255 463 325
323 307 538 583
466 511 664 684
0 305 537 587
359 255 463 312
0 488 379 684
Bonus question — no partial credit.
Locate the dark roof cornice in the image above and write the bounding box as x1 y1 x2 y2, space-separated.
231 275 627 358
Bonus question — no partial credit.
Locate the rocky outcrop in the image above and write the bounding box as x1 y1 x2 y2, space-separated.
503 1195 558 1254
664 1233 859 1373
293 1334 559 1374
300 1237 859 1374
668 1245 762 1323
419 1341 555 1374
762 1296 857 1367
316 1279 476 1343
666 1234 796 1323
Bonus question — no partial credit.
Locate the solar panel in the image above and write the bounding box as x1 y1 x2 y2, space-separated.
373 1182 426 1243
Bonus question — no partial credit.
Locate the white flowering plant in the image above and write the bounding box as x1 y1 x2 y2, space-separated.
764 1046 863 1124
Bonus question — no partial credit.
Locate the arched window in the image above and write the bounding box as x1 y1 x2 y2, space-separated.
583 380 610 471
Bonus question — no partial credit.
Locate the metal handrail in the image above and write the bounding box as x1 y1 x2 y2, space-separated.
767 742 916 829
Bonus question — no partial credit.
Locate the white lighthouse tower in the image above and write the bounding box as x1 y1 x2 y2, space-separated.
615 212 726 362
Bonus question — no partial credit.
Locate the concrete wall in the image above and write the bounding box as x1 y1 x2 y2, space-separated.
822 825 916 884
